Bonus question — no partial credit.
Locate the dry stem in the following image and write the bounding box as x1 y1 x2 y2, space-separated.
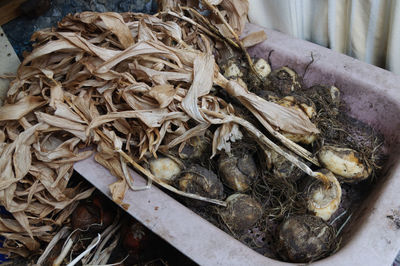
162 10 227 46
66 234 101 266
64 96 227 206
244 101 320 166
230 115 330 186
118 149 227 206
201 0 262 80
53 238 74 266
37 227 71 265
179 6 240 49
215 73 320 166
202 108 329 186
120 154 152 191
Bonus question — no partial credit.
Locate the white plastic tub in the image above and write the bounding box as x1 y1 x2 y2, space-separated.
74 24 400 266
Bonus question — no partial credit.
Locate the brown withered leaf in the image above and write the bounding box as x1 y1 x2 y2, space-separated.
57 32 120 61
54 201 79 225
88 109 189 130
109 179 128 208
130 61 192 84
163 123 209 150
36 112 87 141
0 247 30 258
2 123 48 186
181 53 215 123
148 84 176 108
49 84 64 108
138 19 158 42
29 164 66 201
95 152 125 180
13 211 33 238
0 130 5 143
13 143 31 179
36 227 71 265
221 78 320 135
35 187 95 209
212 122 243 157
99 13 135 48
95 41 182 74
22 39 78 66
241 30 267 48
54 101 87 124
1 233 40 251
219 0 249 35
0 217 52 235
0 96 46 121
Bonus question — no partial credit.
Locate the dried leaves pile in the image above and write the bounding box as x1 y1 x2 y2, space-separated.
0 1 320 256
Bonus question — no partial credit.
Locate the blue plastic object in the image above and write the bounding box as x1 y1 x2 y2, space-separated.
0 206 9 263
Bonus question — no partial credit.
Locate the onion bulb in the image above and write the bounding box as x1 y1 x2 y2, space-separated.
178 136 210 160
265 148 305 181
178 164 224 200
254 58 271 78
220 194 263 233
278 215 335 262
218 153 257 192
71 203 101 230
223 60 243 79
122 221 150 255
317 146 371 182
149 157 182 183
277 96 317 144
307 169 342 221
268 67 302 95
330 86 341 105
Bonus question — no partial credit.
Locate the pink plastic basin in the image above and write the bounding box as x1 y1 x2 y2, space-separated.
74 24 400 265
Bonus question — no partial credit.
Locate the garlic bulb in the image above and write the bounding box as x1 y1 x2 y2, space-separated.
317 146 371 182
307 169 341 221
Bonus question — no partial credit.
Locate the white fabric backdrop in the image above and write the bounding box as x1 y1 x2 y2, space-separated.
248 0 400 75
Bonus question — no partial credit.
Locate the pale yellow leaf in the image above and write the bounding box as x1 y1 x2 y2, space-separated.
0 96 46 121
241 30 267 48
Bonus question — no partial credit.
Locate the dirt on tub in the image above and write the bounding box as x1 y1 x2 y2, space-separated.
387 209 400 229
